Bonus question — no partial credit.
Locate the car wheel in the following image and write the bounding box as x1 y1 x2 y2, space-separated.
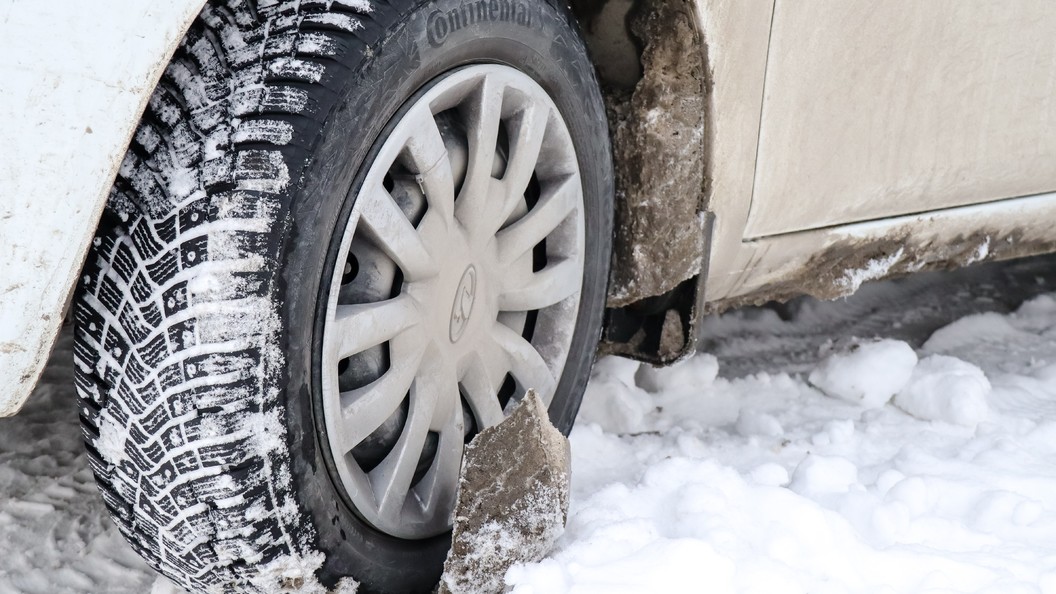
73 0 612 592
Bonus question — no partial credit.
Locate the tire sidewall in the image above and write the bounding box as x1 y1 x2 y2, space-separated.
278 1 612 590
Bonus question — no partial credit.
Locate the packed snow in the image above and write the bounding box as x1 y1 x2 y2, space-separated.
5 257 1056 592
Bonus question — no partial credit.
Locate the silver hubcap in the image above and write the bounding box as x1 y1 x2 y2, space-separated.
321 65 585 539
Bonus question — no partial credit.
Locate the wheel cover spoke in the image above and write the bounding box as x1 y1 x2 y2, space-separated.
496 174 579 264
455 74 505 233
402 107 456 226
498 101 550 215
320 65 585 539
460 354 506 428
359 185 437 281
499 258 582 312
331 294 419 359
372 373 437 522
415 366 464 515
337 341 425 452
492 322 557 395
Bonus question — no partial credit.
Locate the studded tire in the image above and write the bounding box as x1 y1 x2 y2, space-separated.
73 0 611 592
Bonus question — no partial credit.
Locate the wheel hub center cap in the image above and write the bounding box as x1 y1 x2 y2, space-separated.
449 265 477 343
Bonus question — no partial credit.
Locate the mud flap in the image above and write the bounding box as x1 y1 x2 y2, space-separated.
601 212 713 365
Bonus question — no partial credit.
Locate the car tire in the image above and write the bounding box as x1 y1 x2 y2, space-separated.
73 0 612 592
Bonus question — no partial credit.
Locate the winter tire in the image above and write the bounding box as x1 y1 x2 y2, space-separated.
73 0 612 592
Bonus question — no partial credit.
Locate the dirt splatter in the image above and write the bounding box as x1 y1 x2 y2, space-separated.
708 229 1056 314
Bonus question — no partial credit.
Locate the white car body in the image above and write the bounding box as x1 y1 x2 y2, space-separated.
2 0 1055 416
0 0 205 415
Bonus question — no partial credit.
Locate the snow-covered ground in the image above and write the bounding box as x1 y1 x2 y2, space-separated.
5 256 1056 593
0 329 159 594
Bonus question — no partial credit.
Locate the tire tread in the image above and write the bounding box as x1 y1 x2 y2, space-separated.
74 1 373 591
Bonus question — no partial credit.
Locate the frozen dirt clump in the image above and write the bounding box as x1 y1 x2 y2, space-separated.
439 391 571 594
605 0 707 308
893 355 991 427
808 339 918 408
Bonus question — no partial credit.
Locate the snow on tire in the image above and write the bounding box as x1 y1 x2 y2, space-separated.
75 2 354 592
73 0 612 592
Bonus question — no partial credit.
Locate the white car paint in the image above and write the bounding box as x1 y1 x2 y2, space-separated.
747 0 1056 238
0 0 205 416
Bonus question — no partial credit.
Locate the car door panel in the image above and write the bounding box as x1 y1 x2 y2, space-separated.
744 0 1056 238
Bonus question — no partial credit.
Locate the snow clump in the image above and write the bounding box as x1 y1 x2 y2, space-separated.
893 355 991 426
808 339 918 408
735 409 784 437
575 357 652 434
635 353 720 393
789 454 860 496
